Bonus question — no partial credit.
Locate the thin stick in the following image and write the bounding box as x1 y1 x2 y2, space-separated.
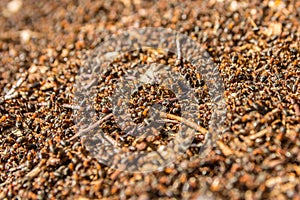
249 17 257 28
61 104 82 110
246 127 270 140
67 111 207 144
101 132 119 147
155 97 178 104
83 78 98 90
4 75 26 100
176 33 182 61
160 112 208 134
37 102 83 110
157 119 179 124
67 113 113 141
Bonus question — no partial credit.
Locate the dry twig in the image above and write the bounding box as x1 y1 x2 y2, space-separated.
160 112 208 134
